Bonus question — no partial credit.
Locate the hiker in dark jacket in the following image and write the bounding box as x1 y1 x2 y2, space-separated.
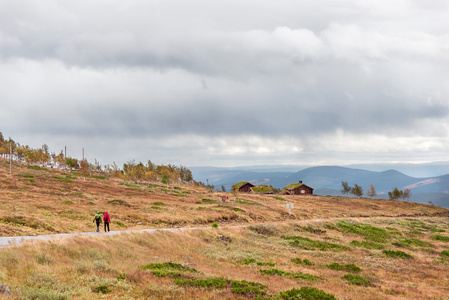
103 211 111 232
93 211 102 232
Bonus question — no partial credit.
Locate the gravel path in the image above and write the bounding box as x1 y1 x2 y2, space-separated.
0 226 247 248
0 227 196 247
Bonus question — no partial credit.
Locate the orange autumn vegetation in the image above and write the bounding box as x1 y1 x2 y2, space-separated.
1 160 449 298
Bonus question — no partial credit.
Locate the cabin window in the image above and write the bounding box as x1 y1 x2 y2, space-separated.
301 190 305 194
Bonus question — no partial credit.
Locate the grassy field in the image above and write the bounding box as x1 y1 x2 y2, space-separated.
1 160 449 299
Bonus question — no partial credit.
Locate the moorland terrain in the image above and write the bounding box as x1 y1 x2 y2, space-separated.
1 160 449 299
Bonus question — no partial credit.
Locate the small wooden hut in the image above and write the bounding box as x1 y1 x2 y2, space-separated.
232 181 256 193
283 181 314 195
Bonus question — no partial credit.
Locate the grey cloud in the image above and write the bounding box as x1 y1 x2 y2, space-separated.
1 0 449 167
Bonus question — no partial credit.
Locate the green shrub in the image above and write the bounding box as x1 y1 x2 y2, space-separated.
383 250 413 259
141 262 199 274
274 196 285 201
392 238 433 248
173 277 229 289
240 258 256 265
22 174 34 178
337 221 390 242
279 287 337 300
432 235 449 242
326 263 361 272
345 264 362 273
212 222 218 228
326 263 343 270
88 201 95 205
283 236 350 251
343 274 373 286
260 268 287 276
63 201 73 205
114 221 125 227
232 207 244 212
52 176 73 183
152 269 180 277
235 199 259 205
153 202 165 206
303 259 313 266
440 250 449 257
430 227 445 233
291 258 302 264
293 272 319 281
117 273 126 281
124 182 139 188
92 285 111 294
202 198 214 203
231 280 267 295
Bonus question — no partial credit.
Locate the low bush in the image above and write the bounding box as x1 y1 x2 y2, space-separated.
141 262 199 274
92 285 111 294
279 287 337 300
432 235 449 242
231 280 267 296
212 222 218 228
291 258 302 264
114 221 125 227
283 236 350 251
240 258 256 265
343 274 373 286
440 250 449 257
326 263 361 272
173 277 228 289
201 198 215 203
383 250 413 259
337 221 390 242
303 259 313 266
260 268 318 281
392 238 433 248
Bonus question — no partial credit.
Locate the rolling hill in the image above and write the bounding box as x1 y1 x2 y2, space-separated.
191 165 449 208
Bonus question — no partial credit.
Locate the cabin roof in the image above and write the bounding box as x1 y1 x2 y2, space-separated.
284 182 304 189
251 185 273 193
232 181 255 189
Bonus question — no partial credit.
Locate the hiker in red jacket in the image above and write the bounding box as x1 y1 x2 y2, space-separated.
103 211 111 232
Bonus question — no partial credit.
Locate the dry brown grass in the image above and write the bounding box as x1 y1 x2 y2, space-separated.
2 160 449 298
1 217 449 299
1 160 447 237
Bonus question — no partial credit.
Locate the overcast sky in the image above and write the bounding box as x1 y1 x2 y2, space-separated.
1 0 448 168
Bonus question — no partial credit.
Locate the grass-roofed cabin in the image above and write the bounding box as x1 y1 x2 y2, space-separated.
283 181 314 195
250 184 274 194
232 181 256 193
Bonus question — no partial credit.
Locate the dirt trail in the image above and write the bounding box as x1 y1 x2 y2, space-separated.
2 214 446 248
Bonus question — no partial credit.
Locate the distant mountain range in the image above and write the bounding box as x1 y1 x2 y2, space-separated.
190 163 449 208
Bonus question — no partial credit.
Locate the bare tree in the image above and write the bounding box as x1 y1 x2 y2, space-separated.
366 184 377 198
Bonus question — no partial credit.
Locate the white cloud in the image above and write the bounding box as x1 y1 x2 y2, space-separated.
0 0 448 167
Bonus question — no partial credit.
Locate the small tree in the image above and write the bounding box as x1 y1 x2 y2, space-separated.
388 187 403 200
341 181 351 196
402 188 411 201
351 184 364 198
221 185 226 192
366 184 377 198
